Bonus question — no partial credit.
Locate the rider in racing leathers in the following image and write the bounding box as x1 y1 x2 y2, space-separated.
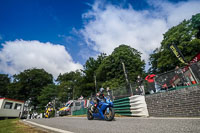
91 88 105 112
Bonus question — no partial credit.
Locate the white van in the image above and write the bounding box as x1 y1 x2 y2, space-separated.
0 98 24 118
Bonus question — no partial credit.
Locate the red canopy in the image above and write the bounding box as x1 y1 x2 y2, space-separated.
145 74 156 83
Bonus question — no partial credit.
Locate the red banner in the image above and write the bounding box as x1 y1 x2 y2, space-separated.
190 53 200 63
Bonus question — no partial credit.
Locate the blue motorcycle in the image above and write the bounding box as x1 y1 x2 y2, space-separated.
87 95 115 121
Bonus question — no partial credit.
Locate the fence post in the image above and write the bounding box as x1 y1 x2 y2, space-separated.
121 61 133 95
71 100 74 116
189 66 199 84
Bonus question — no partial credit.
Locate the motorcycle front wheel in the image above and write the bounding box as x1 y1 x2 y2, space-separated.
87 108 94 120
104 107 115 121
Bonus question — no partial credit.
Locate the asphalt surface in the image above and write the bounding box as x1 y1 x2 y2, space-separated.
25 117 200 133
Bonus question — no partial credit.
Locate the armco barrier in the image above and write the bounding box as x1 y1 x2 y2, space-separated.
114 95 149 117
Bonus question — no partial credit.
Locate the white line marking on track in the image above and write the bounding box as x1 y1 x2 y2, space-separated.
23 120 73 133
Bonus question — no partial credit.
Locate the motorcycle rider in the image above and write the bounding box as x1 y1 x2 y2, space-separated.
91 88 105 112
45 102 53 118
96 87 105 100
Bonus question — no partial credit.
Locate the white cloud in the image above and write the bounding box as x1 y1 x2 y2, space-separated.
0 40 83 78
80 0 200 63
148 0 200 27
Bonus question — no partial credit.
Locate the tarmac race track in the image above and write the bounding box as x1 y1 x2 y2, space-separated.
25 117 200 133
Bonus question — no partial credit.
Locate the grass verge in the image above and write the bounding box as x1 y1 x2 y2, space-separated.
0 118 47 133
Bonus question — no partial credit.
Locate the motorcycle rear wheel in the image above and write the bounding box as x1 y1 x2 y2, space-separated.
87 108 94 120
104 107 115 121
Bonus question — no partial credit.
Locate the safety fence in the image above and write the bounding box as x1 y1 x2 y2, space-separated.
146 54 200 93
150 62 200 93
111 61 200 97
114 95 149 117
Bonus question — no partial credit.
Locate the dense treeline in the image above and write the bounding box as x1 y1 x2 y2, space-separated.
0 13 200 111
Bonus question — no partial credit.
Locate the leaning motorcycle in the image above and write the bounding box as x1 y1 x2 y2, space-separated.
87 95 115 121
44 107 54 118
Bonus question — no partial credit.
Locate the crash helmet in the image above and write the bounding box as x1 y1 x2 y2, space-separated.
100 87 104 93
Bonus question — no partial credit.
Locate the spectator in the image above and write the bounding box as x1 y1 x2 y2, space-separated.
135 88 142 95
29 112 32 119
106 87 114 100
136 75 145 95
78 95 84 100
154 75 161 92
145 74 156 94
161 83 168 91
106 87 110 95
175 66 188 86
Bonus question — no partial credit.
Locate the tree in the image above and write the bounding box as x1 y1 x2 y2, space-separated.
82 53 107 95
96 44 145 89
37 84 57 110
10 68 53 108
149 13 200 73
0 74 10 97
57 70 83 101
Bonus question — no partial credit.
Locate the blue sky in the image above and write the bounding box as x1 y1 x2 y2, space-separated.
0 0 200 78
0 0 92 62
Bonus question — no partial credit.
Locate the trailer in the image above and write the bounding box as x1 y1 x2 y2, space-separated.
0 98 24 118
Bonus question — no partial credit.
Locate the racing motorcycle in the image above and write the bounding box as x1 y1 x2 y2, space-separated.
87 94 115 121
44 107 54 118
